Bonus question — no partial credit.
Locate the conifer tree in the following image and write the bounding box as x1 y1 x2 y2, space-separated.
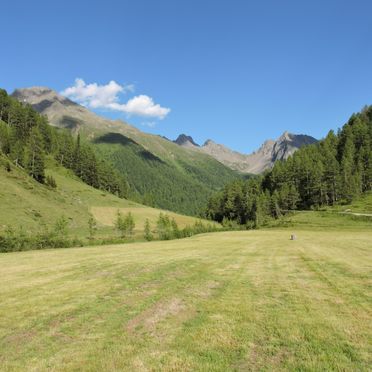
171 218 180 239
115 210 126 238
157 213 172 240
124 212 135 237
25 126 45 183
340 136 357 202
144 219 153 241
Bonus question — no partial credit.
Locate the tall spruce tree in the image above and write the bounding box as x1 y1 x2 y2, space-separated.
25 126 45 183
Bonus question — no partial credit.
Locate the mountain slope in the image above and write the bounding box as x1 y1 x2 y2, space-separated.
12 87 240 215
0 154 215 239
174 131 318 174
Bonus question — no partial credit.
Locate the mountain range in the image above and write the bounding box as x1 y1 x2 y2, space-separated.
12 86 318 213
12 87 318 176
12 87 238 215
172 132 318 174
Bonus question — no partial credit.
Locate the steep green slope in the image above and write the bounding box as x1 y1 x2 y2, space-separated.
0 155 214 239
93 132 239 214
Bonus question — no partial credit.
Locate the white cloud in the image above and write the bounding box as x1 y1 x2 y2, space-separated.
61 78 170 120
109 95 170 120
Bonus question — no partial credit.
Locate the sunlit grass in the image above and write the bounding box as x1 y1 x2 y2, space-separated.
1 229 371 371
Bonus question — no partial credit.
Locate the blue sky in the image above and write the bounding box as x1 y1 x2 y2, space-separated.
1 0 372 153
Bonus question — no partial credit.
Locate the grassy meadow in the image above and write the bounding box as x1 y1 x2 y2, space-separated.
1 227 371 371
0 158 212 241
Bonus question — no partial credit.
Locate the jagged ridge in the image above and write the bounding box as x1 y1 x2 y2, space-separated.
174 130 318 174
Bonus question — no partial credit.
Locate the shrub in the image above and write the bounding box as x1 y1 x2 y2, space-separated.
46 175 57 188
156 213 172 240
115 210 135 238
88 214 97 240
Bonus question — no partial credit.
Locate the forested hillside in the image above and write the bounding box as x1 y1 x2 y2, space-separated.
12 87 241 215
207 106 372 225
0 89 129 197
93 133 239 214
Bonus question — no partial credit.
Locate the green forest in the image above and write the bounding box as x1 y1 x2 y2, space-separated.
0 89 129 197
93 133 239 215
206 106 372 226
0 89 240 216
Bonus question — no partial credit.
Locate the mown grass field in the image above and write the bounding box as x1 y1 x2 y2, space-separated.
91 206 218 232
1 228 371 371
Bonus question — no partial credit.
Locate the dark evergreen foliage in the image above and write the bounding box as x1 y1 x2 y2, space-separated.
94 133 240 216
206 106 372 225
144 218 153 241
0 89 129 197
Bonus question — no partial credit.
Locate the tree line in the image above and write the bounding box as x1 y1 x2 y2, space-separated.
0 89 129 197
0 212 220 252
206 106 372 226
111 211 220 242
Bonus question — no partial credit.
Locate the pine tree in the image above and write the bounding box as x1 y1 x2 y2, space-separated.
253 197 263 228
10 140 25 168
270 190 281 218
288 184 299 210
73 133 83 178
340 135 357 202
25 126 45 183
144 219 153 241
124 212 135 237
321 132 340 205
0 120 10 154
115 210 126 238
171 218 180 238
157 213 172 240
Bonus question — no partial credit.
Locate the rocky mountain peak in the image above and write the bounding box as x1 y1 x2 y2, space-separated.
11 86 125 133
203 139 217 147
173 134 200 147
278 130 291 142
256 139 275 155
12 87 80 117
174 130 318 174
11 86 317 175
13 86 53 97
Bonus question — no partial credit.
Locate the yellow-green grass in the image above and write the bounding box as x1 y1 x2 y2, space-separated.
0 229 371 371
0 158 213 240
331 192 372 214
275 209 372 231
91 206 218 231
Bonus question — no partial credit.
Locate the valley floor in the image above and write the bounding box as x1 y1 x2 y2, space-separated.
0 230 371 371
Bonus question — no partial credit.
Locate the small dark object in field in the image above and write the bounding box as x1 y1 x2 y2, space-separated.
291 234 297 240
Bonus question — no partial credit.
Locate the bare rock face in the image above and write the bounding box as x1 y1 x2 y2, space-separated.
200 139 254 173
175 130 318 174
13 87 317 175
11 87 139 137
12 87 83 130
271 131 317 161
173 134 199 148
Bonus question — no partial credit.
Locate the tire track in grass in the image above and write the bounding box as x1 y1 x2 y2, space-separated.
160 241 263 371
